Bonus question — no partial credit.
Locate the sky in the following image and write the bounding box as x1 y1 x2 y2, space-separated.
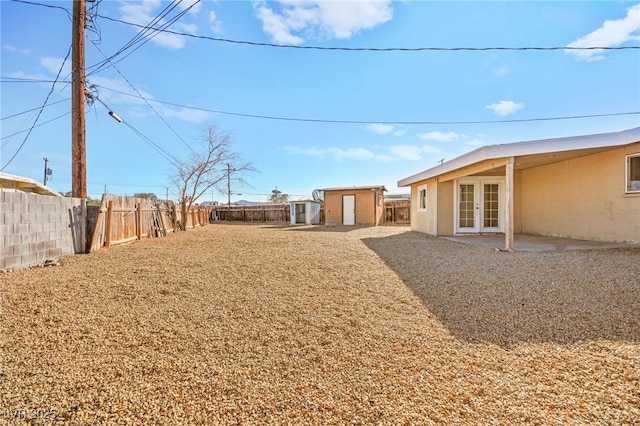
1 0 639 203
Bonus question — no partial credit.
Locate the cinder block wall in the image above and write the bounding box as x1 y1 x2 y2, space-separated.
1 192 86 270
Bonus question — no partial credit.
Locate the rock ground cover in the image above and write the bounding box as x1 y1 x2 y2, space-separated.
1 223 639 424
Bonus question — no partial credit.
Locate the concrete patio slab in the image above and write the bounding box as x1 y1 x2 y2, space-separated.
442 234 639 252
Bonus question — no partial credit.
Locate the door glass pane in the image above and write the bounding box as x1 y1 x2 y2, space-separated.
459 184 475 228
483 184 499 228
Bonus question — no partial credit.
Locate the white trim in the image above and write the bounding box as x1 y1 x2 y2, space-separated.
626 152 640 194
417 184 427 211
454 177 505 234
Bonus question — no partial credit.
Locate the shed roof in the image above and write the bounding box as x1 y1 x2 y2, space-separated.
398 127 640 187
321 185 387 192
0 172 62 196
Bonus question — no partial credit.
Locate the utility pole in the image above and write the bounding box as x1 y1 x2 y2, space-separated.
71 0 87 198
227 163 232 211
43 158 48 185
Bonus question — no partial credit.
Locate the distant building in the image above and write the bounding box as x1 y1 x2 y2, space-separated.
321 186 386 226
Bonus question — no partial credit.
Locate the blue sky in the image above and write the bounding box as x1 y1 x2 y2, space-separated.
1 0 639 202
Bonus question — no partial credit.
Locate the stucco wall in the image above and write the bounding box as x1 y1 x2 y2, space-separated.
324 189 384 225
409 179 440 235
520 143 640 243
1 191 86 270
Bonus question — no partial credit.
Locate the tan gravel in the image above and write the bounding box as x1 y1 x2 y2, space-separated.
1 223 639 425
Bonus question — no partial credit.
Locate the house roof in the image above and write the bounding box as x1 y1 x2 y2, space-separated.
0 172 62 196
398 127 640 187
321 185 387 192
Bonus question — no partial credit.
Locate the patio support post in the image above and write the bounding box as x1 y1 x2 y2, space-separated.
505 157 515 251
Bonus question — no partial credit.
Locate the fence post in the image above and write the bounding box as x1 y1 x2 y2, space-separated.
105 200 113 248
136 203 142 240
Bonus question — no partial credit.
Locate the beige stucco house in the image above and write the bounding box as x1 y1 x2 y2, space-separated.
398 127 640 250
321 186 386 226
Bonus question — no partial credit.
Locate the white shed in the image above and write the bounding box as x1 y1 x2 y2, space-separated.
290 201 321 225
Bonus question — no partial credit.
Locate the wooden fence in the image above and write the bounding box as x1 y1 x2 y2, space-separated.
213 204 291 222
89 195 213 252
384 200 410 225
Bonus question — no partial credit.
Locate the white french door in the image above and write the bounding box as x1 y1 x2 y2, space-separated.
455 179 504 234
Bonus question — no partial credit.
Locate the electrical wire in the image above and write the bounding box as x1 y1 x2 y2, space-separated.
1 45 72 171
0 98 70 120
0 112 71 141
87 0 201 76
87 39 196 153
10 1 638 54
95 85 640 126
82 86 184 168
97 14 640 53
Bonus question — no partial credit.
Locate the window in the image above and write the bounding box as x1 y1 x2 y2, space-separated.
418 185 427 211
627 154 640 193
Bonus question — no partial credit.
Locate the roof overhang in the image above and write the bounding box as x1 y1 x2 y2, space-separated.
398 127 640 186
321 185 387 192
0 172 62 196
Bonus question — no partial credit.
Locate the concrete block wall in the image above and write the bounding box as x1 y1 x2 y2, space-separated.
1 191 86 271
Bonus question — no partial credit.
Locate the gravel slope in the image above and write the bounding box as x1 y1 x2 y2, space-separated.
1 223 639 424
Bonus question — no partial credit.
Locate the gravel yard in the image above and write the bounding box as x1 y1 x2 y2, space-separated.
1 223 639 424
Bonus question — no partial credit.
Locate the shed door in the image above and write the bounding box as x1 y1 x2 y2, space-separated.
343 195 355 225
295 203 306 224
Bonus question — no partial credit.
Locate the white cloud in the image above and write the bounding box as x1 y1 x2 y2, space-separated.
366 123 395 135
566 3 640 62
86 76 153 106
389 145 423 161
40 57 70 76
254 0 393 45
417 131 461 142
3 44 30 54
327 147 374 161
393 129 406 137
375 154 396 162
209 11 223 33
119 1 199 49
178 0 202 15
485 100 524 116
283 146 325 157
493 66 511 77
421 145 442 154
160 106 208 123
465 138 486 148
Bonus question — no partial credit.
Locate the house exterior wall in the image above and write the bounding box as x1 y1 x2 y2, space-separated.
409 178 439 235
437 180 455 235
324 188 384 225
1 191 86 270
520 143 640 243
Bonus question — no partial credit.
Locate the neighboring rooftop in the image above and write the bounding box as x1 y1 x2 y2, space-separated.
0 172 62 196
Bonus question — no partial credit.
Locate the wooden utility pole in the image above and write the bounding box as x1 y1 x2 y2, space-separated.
71 0 87 198
43 157 49 185
227 163 232 211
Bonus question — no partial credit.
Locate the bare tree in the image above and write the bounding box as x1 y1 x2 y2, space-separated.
171 125 254 230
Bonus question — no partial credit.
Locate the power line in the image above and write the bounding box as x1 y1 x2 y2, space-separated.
13 1 638 53
94 85 640 126
87 39 196 153
97 14 640 53
0 98 70 120
1 45 72 171
0 112 71 143
87 0 201 76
